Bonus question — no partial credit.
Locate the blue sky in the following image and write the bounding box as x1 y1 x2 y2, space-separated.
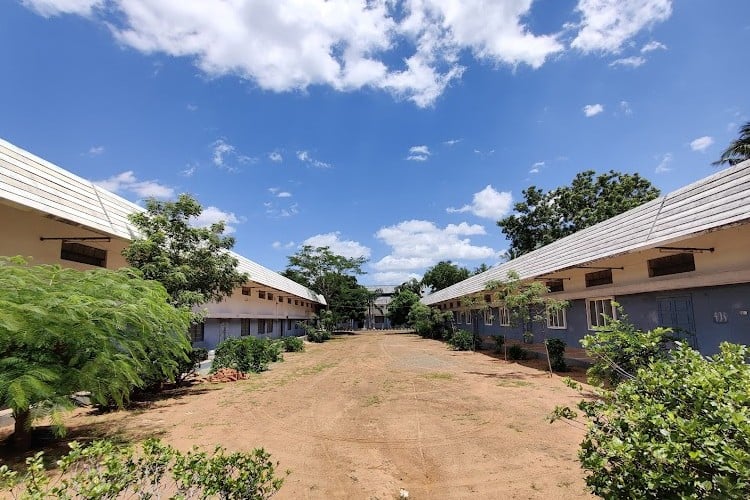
1 0 748 285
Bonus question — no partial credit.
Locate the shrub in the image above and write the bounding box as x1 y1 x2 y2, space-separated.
299 322 331 343
176 347 210 385
507 344 528 360
407 303 453 339
581 307 674 386
212 337 282 374
570 343 750 498
473 332 485 350
491 335 505 353
545 338 567 372
281 336 305 352
448 330 474 351
0 438 285 499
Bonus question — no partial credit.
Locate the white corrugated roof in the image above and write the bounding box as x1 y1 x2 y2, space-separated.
423 160 750 305
0 137 325 305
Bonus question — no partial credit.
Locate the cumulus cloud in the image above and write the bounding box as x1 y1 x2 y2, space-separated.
269 152 283 163
297 150 332 169
609 56 646 68
407 145 431 161
303 232 371 259
583 103 604 117
447 185 513 219
655 153 673 174
690 136 714 152
372 220 497 274
277 191 292 198
370 271 423 285
571 0 673 53
190 206 242 234
94 171 174 199
641 40 667 53
529 161 545 174
22 0 101 17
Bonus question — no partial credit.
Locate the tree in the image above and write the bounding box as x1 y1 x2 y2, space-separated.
388 289 420 326
714 121 750 167
123 194 248 309
0 257 191 450
421 261 470 293
498 170 660 257
473 263 491 275
395 278 423 296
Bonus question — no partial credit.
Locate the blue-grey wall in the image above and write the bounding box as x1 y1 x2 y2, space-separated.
192 318 306 351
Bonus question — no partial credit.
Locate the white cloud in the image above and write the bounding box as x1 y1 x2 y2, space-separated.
212 139 235 167
186 103 198 111
609 56 646 68
265 201 299 218
296 150 332 169
370 271 423 285
447 185 513 219
272 241 295 250
529 161 545 174
191 206 242 234
277 191 292 198
641 40 667 53
22 0 101 17
302 232 371 259
94 170 174 199
690 136 714 152
619 100 633 115
571 0 673 53
87 145 104 156
372 219 496 274
181 163 197 177
443 138 461 146
583 103 604 117
655 153 673 174
269 152 283 163
407 144 431 161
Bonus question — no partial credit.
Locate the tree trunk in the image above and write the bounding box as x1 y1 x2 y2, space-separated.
12 409 32 451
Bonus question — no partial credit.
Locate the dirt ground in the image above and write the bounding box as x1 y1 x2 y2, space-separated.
2 332 593 499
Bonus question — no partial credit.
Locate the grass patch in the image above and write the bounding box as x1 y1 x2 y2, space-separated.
422 372 454 380
495 380 532 388
362 395 381 407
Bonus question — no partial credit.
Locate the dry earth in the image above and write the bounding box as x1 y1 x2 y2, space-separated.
2 332 594 499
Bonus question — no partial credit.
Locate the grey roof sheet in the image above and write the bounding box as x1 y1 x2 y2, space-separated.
423 160 750 305
0 138 325 305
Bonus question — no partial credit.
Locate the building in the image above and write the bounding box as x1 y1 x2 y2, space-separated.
364 285 396 329
422 161 750 355
0 137 325 350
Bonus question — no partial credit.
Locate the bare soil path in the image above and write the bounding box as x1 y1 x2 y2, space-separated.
4 332 593 499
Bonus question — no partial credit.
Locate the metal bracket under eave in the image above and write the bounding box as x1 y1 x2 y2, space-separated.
656 246 715 254
40 236 111 242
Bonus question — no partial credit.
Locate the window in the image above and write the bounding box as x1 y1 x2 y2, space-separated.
189 322 204 342
279 296 283 303
257 319 266 334
648 253 695 277
498 307 510 326
585 269 613 287
547 308 567 329
241 319 251 336
268 293 274 301
258 291 266 299
60 242 106 267
465 311 472 324
295 300 299 305
266 319 273 334
484 309 493 325
454 311 460 324
449 302 453 308
241 287 251 296
287 319 292 330
587 298 616 329
546 280 564 293
288 298 291 304
484 294 492 303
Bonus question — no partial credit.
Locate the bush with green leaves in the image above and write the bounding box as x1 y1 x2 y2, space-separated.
407 303 453 340
0 438 286 499
211 337 283 374
448 330 474 351
554 342 750 499
491 335 505 353
545 338 567 371
581 306 674 386
507 344 528 360
281 336 305 352
175 347 210 385
0 257 191 450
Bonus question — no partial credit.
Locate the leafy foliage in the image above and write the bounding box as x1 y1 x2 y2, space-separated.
0 438 286 499
545 338 567 372
123 194 248 309
497 170 660 256
407 303 453 340
280 336 305 352
571 343 750 498
421 261 470 293
581 306 675 386
714 121 750 167
491 335 505 353
507 344 528 360
448 330 474 351
388 289 421 326
211 337 283 374
394 278 423 296
176 347 210 385
0 257 191 448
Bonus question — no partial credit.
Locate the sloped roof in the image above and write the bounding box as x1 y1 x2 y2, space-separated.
0 138 325 305
423 159 750 305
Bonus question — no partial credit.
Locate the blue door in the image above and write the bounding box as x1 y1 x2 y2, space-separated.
657 295 697 348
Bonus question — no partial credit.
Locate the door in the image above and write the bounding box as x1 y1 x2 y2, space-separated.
657 295 697 348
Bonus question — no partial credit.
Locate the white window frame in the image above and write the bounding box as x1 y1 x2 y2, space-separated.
241 318 251 336
546 307 567 329
484 309 494 325
498 307 510 326
586 297 617 329
465 310 472 325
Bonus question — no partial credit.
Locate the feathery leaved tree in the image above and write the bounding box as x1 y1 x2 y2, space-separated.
0 257 191 450
713 121 750 167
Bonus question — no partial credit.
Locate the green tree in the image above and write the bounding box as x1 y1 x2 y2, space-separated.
497 170 660 256
0 257 191 450
421 261 470 293
713 121 750 167
388 289 420 326
395 278 423 296
123 194 248 309
473 263 491 275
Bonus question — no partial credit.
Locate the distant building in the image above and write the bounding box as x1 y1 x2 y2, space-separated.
0 138 325 350
422 161 750 355
365 286 396 329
